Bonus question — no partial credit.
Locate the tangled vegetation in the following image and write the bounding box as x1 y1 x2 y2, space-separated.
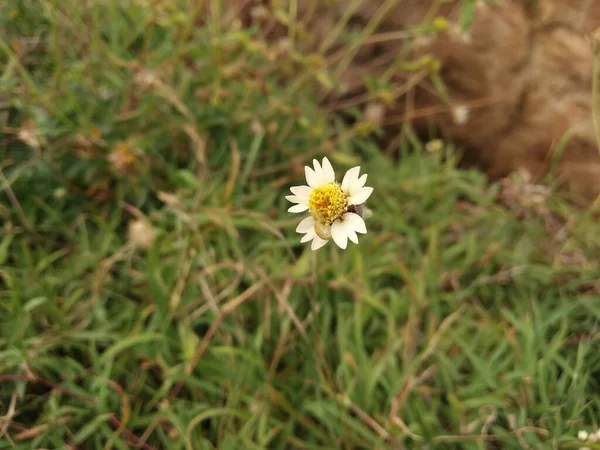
1 1 600 449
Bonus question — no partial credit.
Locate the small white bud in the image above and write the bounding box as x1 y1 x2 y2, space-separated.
452 104 470 125
128 219 156 249
578 430 589 441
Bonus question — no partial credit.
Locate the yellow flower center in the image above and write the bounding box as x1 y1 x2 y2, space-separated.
308 183 348 225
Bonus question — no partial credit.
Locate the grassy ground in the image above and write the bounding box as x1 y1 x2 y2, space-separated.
2 1 600 449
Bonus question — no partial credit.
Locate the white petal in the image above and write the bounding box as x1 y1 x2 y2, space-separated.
311 236 329 250
290 185 311 198
348 187 373 205
301 230 316 243
331 220 348 249
296 216 315 233
288 203 309 213
305 166 318 188
579 431 590 441
343 212 367 234
321 157 335 183
312 159 322 173
342 166 361 194
350 174 368 193
286 195 305 204
312 159 326 185
346 227 359 244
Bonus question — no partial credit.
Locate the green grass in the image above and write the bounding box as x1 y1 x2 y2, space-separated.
2 1 600 449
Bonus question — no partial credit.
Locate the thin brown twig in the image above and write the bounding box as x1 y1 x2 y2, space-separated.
170 280 267 397
0 374 156 450
0 167 35 234
383 95 507 126
389 307 465 435
565 330 600 344
257 270 308 340
433 433 500 442
348 403 389 440
0 392 17 444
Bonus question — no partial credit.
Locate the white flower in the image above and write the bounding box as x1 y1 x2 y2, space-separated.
579 430 590 441
295 216 330 251
452 104 470 125
128 219 156 249
287 157 373 250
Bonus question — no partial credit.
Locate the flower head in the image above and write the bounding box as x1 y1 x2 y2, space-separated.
287 157 373 250
578 428 600 449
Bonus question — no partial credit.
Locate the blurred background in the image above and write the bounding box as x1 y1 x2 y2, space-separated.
2 0 600 449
